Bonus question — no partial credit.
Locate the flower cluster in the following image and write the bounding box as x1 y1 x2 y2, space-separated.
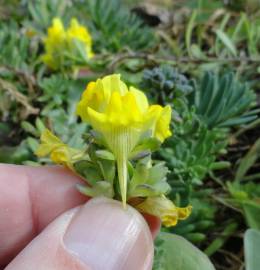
42 18 93 70
36 74 191 227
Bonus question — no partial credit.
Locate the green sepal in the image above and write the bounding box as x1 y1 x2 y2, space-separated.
128 158 171 198
77 181 114 198
74 160 102 186
130 137 161 160
97 159 116 184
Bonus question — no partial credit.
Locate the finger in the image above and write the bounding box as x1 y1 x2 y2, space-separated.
5 197 154 270
143 213 161 239
0 164 87 266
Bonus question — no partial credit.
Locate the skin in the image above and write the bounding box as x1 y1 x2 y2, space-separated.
0 164 160 270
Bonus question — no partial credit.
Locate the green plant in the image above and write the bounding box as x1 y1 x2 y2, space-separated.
190 72 258 128
159 93 228 187
84 0 157 52
141 65 193 104
171 195 217 243
225 137 260 229
0 24 39 132
0 22 38 69
1 1 260 269
140 66 230 245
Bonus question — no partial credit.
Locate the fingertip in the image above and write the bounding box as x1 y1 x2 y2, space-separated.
6 198 154 270
63 197 154 270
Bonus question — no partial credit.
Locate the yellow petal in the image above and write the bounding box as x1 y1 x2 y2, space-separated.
103 74 127 95
142 104 162 132
76 81 105 121
154 105 172 142
122 92 142 124
136 196 192 227
35 129 63 157
106 91 123 124
177 206 192 220
67 18 92 46
67 18 93 58
82 81 96 99
87 107 107 132
129 87 149 113
35 129 84 170
50 146 70 164
41 129 63 145
51 18 65 33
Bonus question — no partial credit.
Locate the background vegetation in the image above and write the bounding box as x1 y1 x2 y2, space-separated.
0 0 260 269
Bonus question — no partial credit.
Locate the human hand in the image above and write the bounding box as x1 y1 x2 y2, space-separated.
0 164 160 270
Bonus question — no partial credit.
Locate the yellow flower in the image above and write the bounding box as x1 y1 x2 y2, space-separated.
35 129 85 170
42 17 93 69
136 196 192 227
67 18 94 59
76 74 172 206
42 18 66 69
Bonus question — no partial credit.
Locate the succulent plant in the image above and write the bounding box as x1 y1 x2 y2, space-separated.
141 65 194 104
190 72 258 129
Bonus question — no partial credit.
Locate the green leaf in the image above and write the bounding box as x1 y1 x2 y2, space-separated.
190 44 207 59
35 117 46 133
157 232 215 270
244 229 260 270
192 72 256 129
242 202 260 230
235 138 260 182
27 137 39 152
21 121 39 137
186 10 198 57
209 161 231 170
215 29 237 56
95 150 115 161
204 222 238 256
71 38 88 63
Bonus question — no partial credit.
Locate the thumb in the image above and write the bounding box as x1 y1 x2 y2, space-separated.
5 197 154 270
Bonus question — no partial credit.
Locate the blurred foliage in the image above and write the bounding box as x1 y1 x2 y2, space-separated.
25 0 70 31
75 0 157 53
0 22 38 69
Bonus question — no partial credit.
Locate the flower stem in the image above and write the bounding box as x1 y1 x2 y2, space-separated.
117 154 127 208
